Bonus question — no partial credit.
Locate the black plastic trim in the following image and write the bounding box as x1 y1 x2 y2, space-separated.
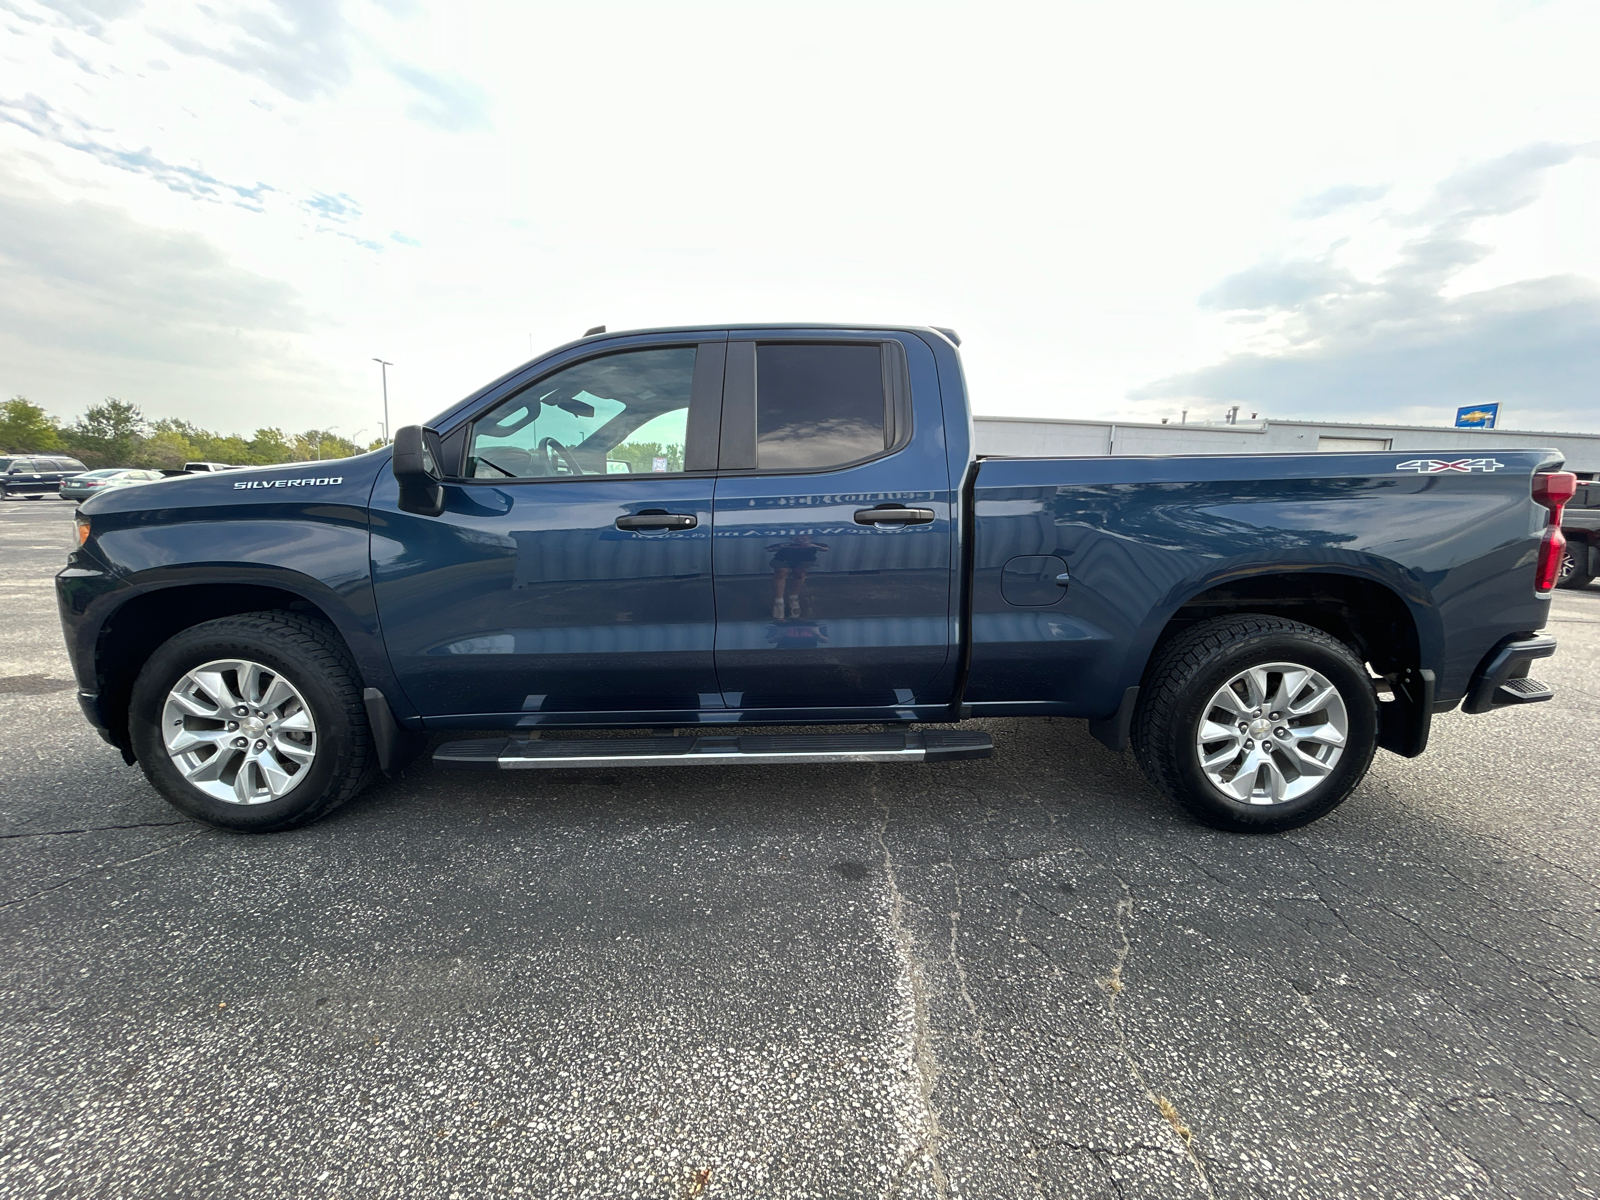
683 341 727 472
1089 685 1140 753
719 341 758 470
1462 635 1557 715
1378 667 1435 758
363 687 426 776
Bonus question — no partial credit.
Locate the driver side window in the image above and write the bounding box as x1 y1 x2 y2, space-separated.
467 347 698 479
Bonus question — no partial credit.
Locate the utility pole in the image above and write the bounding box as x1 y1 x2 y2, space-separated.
372 359 393 443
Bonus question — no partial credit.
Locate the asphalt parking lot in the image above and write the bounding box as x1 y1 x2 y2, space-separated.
1 497 1596 1200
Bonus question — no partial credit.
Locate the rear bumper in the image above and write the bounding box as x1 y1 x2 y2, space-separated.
1461 635 1557 715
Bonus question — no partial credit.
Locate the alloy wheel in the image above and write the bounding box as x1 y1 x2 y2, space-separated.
1194 661 1349 806
161 658 317 805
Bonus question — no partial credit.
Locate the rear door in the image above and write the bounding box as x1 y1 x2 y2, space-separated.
371 334 728 725
709 331 956 714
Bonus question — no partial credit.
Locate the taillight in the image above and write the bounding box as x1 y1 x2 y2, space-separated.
1533 472 1577 594
74 514 90 547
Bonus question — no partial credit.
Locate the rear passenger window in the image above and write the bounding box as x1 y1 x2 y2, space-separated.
756 344 889 471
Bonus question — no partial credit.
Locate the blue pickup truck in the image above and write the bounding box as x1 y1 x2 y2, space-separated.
57 325 1573 834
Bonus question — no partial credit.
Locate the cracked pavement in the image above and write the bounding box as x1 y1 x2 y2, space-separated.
2 499 1597 1199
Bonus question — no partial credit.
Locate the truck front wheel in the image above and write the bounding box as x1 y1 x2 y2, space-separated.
1132 615 1377 833
129 612 376 832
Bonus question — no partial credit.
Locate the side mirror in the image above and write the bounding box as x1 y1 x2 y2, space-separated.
392 425 446 516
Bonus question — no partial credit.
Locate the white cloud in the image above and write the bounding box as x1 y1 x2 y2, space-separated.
0 163 354 427
1 0 1599 436
1134 144 1600 430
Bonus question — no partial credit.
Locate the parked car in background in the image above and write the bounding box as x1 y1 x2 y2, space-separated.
57 469 165 504
0 454 89 499
1560 479 1599 589
182 461 237 473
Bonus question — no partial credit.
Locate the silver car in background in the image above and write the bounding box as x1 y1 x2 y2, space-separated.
57 468 166 504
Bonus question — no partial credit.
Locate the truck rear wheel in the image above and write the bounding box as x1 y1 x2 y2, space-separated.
129 612 376 832
1132 615 1377 833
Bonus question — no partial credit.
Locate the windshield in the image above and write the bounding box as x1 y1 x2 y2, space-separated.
79 470 123 478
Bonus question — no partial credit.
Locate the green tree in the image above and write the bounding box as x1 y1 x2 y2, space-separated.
70 398 147 465
295 429 362 461
0 397 64 452
247 427 297 465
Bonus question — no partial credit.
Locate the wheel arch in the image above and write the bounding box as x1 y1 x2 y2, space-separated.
94 572 405 754
1115 567 1435 759
1144 569 1427 682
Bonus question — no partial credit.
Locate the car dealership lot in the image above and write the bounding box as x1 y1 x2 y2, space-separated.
2 499 1596 1200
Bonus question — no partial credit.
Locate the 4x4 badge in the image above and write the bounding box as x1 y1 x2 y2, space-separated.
1395 458 1505 474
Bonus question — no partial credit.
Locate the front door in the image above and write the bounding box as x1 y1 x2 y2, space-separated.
710 333 956 713
371 337 727 724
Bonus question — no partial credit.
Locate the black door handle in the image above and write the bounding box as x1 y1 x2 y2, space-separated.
854 505 936 526
616 510 697 531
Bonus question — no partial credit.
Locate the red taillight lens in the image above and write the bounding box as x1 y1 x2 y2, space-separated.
1533 471 1577 514
1535 526 1567 593
1532 472 1576 594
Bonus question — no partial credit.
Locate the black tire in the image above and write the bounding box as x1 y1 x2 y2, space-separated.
1132 614 1377 833
1557 541 1594 590
24 494 42 500
130 612 375 832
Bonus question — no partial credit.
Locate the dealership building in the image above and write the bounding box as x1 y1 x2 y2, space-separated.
973 415 1600 478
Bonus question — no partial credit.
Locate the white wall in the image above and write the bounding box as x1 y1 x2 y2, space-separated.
973 416 1600 475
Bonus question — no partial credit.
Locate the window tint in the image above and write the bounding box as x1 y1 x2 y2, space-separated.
468 347 698 479
62 459 87 471
756 344 886 471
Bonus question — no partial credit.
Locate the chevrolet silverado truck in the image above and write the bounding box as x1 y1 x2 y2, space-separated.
57 325 1573 835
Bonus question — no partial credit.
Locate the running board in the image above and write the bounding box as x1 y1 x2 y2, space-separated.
434 730 993 771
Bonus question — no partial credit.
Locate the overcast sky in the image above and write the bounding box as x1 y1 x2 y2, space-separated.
2 0 1598 438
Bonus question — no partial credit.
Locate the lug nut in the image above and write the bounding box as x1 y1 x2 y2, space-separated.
1263 740 1274 751
1244 739 1254 749
233 737 248 748
234 706 248 716
254 739 266 751
1269 711 1281 720
1238 722 1248 732
255 711 266 719
227 721 239 731
1276 727 1289 739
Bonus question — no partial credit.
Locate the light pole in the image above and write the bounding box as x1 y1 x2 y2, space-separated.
372 359 393 444
313 425 339 461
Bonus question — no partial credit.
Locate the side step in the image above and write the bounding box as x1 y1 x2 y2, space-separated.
434 730 993 771
1492 676 1555 707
